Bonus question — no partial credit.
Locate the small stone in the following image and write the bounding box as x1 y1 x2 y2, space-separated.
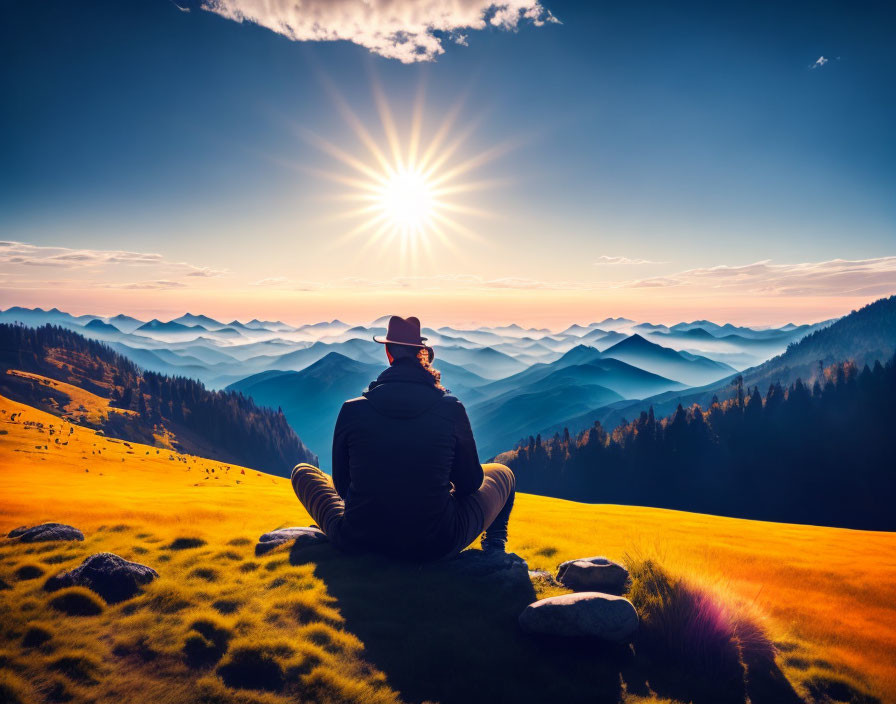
528 569 560 586
556 556 629 594
255 527 327 556
519 592 639 642
449 550 529 578
8 523 84 543
44 552 158 604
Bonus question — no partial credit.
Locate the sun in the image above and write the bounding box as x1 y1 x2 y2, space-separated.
301 85 509 266
376 167 435 233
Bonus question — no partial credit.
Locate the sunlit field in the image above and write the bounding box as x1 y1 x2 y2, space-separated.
1 393 894 704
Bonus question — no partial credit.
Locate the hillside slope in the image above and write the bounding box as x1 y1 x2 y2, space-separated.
0 324 316 475
1 394 893 704
550 295 896 438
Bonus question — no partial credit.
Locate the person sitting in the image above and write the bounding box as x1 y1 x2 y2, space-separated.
290 315 515 561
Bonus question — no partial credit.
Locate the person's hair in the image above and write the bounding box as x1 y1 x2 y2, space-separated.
386 343 444 390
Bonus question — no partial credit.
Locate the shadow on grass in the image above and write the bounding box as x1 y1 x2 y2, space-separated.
294 544 628 704
290 543 817 704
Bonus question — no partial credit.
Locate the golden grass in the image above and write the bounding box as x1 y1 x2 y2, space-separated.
5 369 136 425
1 392 895 703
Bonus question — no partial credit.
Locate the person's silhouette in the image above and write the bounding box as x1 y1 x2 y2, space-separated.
290 315 515 560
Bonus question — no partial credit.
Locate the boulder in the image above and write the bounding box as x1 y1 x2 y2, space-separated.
556 556 629 594
44 552 158 603
255 526 327 556
8 523 84 543
519 592 639 642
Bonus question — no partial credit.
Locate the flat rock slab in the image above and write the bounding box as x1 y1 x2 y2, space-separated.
8 523 84 543
448 550 529 579
557 556 629 594
256 526 327 556
519 592 639 642
44 552 158 604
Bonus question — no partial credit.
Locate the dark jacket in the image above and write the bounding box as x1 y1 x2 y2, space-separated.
332 357 483 559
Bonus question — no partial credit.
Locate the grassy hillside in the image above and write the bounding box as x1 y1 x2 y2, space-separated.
1 393 894 703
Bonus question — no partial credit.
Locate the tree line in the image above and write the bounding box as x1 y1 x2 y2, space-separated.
0 323 317 476
500 356 896 530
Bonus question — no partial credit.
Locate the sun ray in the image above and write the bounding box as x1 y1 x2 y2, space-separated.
305 86 512 268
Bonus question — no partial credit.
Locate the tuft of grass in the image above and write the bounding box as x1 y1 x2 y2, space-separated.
216 642 286 691
166 537 207 550
183 615 232 669
22 623 53 648
226 537 253 547
627 556 775 696
0 670 33 704
803 670 879 704
14 563 45 580
211 599 242 615
48 650 103 685
48 587 104 616
188 567 220 582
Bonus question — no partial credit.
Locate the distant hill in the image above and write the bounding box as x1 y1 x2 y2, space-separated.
601 334 736 386
435 345 526 379
228 352 383 469
469 382 624 460
0 323 316 475
576 295 896 434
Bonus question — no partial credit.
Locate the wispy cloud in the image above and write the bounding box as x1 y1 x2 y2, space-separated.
0 241 226 278
101 280 189 290
199 0 559 63
622 257 896 297
594 256 663 265
250 276 290 287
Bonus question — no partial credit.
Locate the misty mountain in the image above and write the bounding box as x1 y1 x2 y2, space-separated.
228 352 383 469
544 296 896 440
468 382 624 460
434 345 526 379
602 334 736 386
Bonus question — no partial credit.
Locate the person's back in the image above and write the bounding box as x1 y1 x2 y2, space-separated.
333 356 482 559
289 315 516 561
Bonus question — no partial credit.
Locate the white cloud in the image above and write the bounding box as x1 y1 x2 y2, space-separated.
594 256 662 265
623 257 896 297
811 56 829 69
199 0 558 63
101 280 189 290
250 276 290 286
0 241 226 278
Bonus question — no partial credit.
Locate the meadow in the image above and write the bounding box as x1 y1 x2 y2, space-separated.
1 392 894 703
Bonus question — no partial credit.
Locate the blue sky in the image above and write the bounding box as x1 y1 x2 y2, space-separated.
1 0 894 325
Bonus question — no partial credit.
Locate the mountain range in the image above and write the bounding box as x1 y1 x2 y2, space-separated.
0 304 839 462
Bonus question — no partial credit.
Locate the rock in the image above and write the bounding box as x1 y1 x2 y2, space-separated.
556 556 629 594
448 550 529 579
528 569 560 587
255 527 327 556
44 552 158 603
519 592 639 642
8 523 84 543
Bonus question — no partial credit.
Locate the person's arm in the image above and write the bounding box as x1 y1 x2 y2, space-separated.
450 400 484 497
332 403 351 499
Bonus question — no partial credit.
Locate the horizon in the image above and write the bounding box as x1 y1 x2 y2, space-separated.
0 300 855 332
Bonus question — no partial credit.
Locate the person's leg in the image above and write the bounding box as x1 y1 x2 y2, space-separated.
448 463 516 557
290 463 345 542
480 464 516 551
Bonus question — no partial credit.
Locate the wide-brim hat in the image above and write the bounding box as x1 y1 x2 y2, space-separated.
373 315 434 360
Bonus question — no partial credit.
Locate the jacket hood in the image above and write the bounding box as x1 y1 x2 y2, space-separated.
363 358 445 419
